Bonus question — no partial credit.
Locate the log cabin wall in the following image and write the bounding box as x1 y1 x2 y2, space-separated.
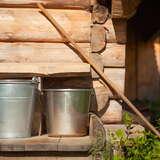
0 0 128 131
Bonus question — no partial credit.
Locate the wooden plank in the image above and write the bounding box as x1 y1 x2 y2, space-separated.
102 43 126 67
0 63 90 77
0 8 91 42
58 136 91 152
104 68 125 92
112 0 142 19
0 156 91 160
0 135 91 152
0 43 90 63
104 19 127 43
0 0 91 9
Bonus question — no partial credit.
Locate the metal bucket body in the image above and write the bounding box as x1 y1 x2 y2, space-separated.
0 80 38 138
43 89 91 137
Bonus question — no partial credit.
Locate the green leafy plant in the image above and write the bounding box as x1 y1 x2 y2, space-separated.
124 131 160 160
108 111 160 160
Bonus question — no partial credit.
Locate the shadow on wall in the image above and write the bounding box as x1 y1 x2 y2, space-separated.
125 0 160 101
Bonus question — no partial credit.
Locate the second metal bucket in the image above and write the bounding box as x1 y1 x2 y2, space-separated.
43 89 91 137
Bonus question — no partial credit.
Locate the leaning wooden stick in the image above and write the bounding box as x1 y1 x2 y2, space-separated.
37 3 160 138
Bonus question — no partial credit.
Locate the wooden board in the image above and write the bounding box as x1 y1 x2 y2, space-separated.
112 0 142 19
104 68 125 92
0 0 91 9
0 8 91 43
102 43 126 67
0 135 91 152
104 19 127 43
0 157 91 160
0 63 90 77
0 43 90 63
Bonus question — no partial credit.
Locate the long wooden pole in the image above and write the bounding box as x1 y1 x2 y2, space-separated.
37 3 160 139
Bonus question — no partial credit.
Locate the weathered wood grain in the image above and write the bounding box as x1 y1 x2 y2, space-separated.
102 43 126 67
104 68 125 92
0 0 91 9
104 19 127 43
0 43 90 63
112 0 142 19
90 80 110 113
101 100 122 124
91 25 106 53
90 53 103 78
0 157 91 160
0 63 90 78
0 8 91 42
0 135 91 152
92 3 109 24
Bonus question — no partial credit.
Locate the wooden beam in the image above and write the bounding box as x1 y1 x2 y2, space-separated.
0 0 91 9
112 0 142 19
0 43 90 63
104 68 125 93
0 8 91 42
0 63 90 77
0 135 91 152
102 43 126 67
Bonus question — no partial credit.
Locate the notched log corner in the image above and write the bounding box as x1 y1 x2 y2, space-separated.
92 3 110 24
91 25 106 53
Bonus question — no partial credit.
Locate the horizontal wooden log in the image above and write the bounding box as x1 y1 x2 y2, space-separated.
104 19 127 43
102 43 126 67
0 157 91 160
112 0 142 19
0 9 91 42
101 100 122 124
0 63 90 77
0 135 91 152
0 43 90 63
0 0 91 9
104 68 125 92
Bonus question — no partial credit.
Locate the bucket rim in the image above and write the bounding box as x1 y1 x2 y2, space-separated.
0 79 38 84
43 88 92 92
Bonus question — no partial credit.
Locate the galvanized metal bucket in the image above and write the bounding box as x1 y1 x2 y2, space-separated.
0 79 38 138
43 89 91 137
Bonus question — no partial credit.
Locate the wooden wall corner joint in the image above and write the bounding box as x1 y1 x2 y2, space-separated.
92 3 109 24
91 24 106 53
